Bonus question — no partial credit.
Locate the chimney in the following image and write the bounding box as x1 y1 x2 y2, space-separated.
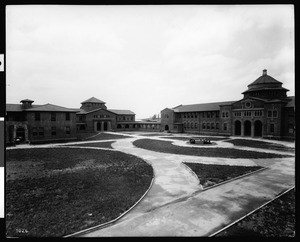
20 99 34 109
263 69 267 76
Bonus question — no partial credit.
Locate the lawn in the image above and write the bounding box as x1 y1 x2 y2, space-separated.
224 139 295 153
6 147 153 237
216 188 295 237
77 132 132 141
183 162 263 188
68 141 114 149
163 136 228 141
133 139 291 159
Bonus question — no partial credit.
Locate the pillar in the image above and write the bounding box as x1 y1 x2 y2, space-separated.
108 121 111 130
251 122 255 137
241 122 244 136
94 122 97 132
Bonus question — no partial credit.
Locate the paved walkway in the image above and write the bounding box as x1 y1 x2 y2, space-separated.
75 132 295 237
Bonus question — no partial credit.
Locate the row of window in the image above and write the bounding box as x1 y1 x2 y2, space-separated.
32 126 71 136
94 114 111 118
183 122 198 129
35 112 71 121
181 112 220 119
234 110 263 117
117 124 160 129
118 116 134 121
203 122 220 130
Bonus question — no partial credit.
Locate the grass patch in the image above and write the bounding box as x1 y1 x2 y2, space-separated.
224 139 294 153
69 141 114 149
133 139 291 159
216 188 295 237
163 136 228 141
183 162 263 188
78 132 132 141
6 148 153 237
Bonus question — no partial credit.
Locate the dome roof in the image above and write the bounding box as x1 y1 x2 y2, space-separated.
247 69 282 90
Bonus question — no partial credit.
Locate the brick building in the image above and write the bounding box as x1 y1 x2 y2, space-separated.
160 70 295 140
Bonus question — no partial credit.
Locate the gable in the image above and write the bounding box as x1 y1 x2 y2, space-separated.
232 97 266 110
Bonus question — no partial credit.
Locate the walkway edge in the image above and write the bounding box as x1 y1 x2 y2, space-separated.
208 186 295 237
63 176 155 238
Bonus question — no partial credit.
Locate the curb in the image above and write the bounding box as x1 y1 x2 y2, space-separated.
63 176 155 237
209 186 295 237
180 162 203 190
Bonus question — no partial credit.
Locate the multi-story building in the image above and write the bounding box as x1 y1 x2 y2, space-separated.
6 99 78 144
160 70 295 140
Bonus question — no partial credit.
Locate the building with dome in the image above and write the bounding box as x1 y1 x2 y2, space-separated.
160 69 295 140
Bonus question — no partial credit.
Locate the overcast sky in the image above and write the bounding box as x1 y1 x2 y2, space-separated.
6 5 294 120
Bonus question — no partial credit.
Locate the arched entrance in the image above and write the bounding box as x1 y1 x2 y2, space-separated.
125 124 129 129
103 122 108 131
235 120 241 135
117 124 122 129
244 120 251 136
165 125 169 131
16 127 25 142
254 120 263 137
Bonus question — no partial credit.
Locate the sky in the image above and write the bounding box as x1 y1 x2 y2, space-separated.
6 5 294 120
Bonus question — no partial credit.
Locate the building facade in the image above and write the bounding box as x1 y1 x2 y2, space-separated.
6 99 78 144
160 70 295 140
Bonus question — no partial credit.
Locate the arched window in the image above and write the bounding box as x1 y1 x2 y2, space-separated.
202 122 206 129
191 123 194 129
273 110 278 117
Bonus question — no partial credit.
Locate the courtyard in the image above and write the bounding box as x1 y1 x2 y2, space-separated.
6 131 295 237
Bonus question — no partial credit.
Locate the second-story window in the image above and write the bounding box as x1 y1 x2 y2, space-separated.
35 112 40 121
51 113 56 121
66 112 70 121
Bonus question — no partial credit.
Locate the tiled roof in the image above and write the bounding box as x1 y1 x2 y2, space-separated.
173 101 236 112
108 109 135 115
285 96 295 107
81 97 105 104
26 103 77 112
6 104 41 112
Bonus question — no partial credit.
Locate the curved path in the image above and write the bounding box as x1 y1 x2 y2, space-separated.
76 132 295 237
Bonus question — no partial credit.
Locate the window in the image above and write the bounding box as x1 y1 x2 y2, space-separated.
66 113 70 121
273 110 278 118
51 113 56 121
184 123 187 128
216 122 219 130
51 127 56 136
202 122 206 129
268 111 272 117
184 114 186 118
187 123 190 128
66 126 70 134
191 123 194 129
207 112 210 118
35 112 40 121
223 123 227 131
32 127 38 136
226 112 229 118
131 116 134 121
211 123 215 129
216 112 219 118
195 123 197 128
123 116 126 120
38 127 44 136
207 123 210 129
222 112 225 118
270 124 275 133
289 123 294 134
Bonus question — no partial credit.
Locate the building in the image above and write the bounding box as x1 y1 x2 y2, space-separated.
160 70 295 140
6 99 78 144
75 97 137 132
